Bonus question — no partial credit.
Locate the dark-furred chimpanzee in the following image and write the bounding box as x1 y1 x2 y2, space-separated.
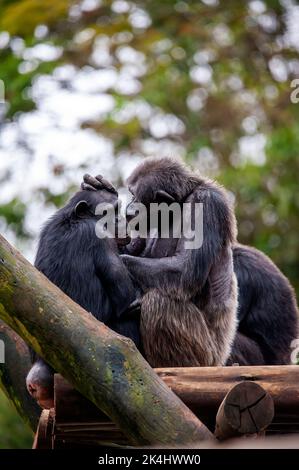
26 178 140 409
118 157 298 367
84 163 239 368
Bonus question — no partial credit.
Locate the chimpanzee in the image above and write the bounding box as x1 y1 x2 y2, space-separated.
229 243 298 365
83 157 299 366
124 157 299 366
26 177 140 408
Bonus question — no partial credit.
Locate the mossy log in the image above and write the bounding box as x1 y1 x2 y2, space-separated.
0 320 40 431
0 234 213 446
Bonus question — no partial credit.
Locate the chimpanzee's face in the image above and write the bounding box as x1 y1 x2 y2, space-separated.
127 178 155 208
74 189 130 246
76 189 119 215
127 175 176 207
126 175 177 233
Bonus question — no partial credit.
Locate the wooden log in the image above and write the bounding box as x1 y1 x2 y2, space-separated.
0 320 40 431
32 409 54 449
214 381 274 440
0 233 213 446
156 365 299 431
156 365 299 409
53 375 129 448
39 366 299 448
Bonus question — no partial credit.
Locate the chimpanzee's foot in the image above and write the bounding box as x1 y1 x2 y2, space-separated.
26 359 54 409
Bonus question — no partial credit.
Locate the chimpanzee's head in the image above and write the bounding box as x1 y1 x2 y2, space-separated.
126 157 201 207
70 184 130 247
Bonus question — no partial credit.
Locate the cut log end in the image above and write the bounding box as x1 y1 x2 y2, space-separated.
215 381 274 440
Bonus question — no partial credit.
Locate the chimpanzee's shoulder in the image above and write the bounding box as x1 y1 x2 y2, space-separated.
185 180 230 206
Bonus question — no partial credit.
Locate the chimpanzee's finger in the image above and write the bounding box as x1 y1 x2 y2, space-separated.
81 182 97 191
96 175 117 194
83 174 103 189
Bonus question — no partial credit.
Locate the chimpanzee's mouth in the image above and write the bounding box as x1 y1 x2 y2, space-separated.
116 235 131 246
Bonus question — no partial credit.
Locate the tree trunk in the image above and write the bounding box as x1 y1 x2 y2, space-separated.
0 234 212 446
0 320 40 431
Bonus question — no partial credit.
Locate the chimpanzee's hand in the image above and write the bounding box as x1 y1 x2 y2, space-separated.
81 174 117 194
81 174 102 191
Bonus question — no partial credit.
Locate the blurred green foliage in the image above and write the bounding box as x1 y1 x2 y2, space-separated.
0 198 27 237
0 0 70 37
0 390 32 448
0 0 298 448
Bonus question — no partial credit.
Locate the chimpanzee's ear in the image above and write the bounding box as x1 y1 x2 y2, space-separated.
155 190 175 204
74 200 90 218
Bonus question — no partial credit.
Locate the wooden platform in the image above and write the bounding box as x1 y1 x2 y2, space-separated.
33 365 299 448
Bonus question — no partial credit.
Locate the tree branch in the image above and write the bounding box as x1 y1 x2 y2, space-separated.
0 320 40 431
0 234 213 446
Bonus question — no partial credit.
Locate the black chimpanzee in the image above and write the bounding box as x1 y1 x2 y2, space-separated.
26 177 140 409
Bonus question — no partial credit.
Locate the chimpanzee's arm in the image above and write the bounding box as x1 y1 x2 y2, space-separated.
94 240 139 318
121 186 236 294
120 253 185 290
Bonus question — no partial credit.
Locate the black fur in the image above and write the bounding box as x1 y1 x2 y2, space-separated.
230 244 298 364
